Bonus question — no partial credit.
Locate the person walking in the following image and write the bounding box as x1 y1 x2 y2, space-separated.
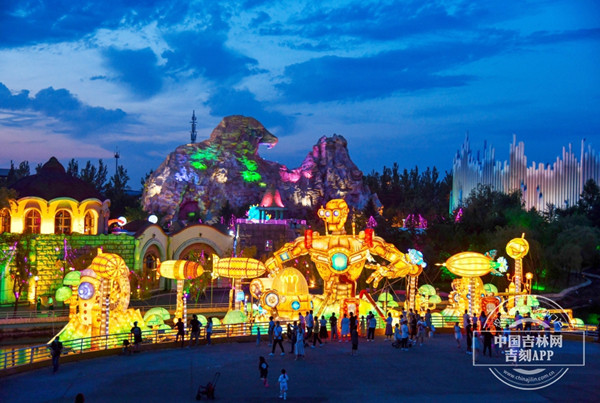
206 317 213 345
278 369 289 400
312 315 323 348
298 313 306 332
466 321 473 355
268 316 275 346
189 314 201 347
295 327 305 360
482 326 493 357
425 309 432 338
400 320 409 351
384 313 393 341
454 322 462 349
270 321 285 356
288 322 297 354
329 314 339 341
306 311 314 340
259 356 269 387
349 312 357 333
174 318 185 346
368 314 377 341
131 321 142 352
340 313 350 342
351 328 359 356
360 315 366 338
416 316 426 346
319 316 328 342
50 336 63 373
393 323 401 348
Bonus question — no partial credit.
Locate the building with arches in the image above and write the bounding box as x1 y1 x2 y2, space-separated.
3 157 110 235
0 158 233 304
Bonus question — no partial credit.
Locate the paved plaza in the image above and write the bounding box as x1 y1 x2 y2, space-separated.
1 333 599 402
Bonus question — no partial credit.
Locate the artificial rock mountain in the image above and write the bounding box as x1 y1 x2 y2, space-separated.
142 115 376 222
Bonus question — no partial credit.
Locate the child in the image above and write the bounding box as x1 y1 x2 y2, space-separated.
259 356 269 387
351 329 359 355
278 369 289 400
454 322 462 348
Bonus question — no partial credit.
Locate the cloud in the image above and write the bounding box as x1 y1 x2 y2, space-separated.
204 87 294 132
162 31 260 82
525 28 600 45
103 47 163 99
262 1 526 42
275 40 505 103
0 82 126 135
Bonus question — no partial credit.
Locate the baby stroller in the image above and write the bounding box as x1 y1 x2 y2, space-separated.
196 372 220 400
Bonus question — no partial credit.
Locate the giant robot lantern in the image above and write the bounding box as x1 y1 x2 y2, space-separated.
252 199 426 319
52 250 144 345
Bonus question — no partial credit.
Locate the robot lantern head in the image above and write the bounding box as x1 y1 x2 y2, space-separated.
318 199 349 233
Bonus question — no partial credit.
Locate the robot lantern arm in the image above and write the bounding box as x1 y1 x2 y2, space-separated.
365 238 422 288
264 237 309 277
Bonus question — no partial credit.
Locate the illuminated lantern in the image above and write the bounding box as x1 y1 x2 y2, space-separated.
506 235 529 259
55 286 72 302
78 282 95 300
441 252 495 277
63 271 81 286
223 310 248 324
331 253 348 272
158 260 204 280
235 291 245 302
305 229 313 249
418 284 436 296
211 255 266 279
365 228 374 247
483 283 498 294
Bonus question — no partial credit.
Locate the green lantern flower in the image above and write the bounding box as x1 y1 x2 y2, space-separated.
55 286 72 302
418 284 436 296
63 271 81 286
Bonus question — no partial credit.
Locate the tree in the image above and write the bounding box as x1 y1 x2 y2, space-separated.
66 159 79 177
0 187 17 209
579 179 600 227
80 160 108 195
141 169 154 190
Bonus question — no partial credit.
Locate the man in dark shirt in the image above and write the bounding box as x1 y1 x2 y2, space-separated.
189 314 202 347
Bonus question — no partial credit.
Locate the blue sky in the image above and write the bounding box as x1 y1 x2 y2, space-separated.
0 0 599 187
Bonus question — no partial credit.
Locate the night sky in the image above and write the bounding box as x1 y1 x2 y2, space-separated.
0 1 599 186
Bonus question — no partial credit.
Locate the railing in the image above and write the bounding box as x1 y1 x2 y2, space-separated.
1 317 596 372
0 302 231 322
0 309 70 321
0 320 287 372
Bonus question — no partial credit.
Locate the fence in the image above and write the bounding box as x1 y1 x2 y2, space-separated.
0 302 230 321
0 320 286 372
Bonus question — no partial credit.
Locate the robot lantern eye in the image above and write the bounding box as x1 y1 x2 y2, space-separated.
318 209 325 217
325 211 331 217
333 210 339 216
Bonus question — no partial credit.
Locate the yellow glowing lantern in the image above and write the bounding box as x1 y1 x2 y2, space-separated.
158 260 204 280
212 255 267 279
441 252 495 277
272 267 309 296
506 235 529 259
